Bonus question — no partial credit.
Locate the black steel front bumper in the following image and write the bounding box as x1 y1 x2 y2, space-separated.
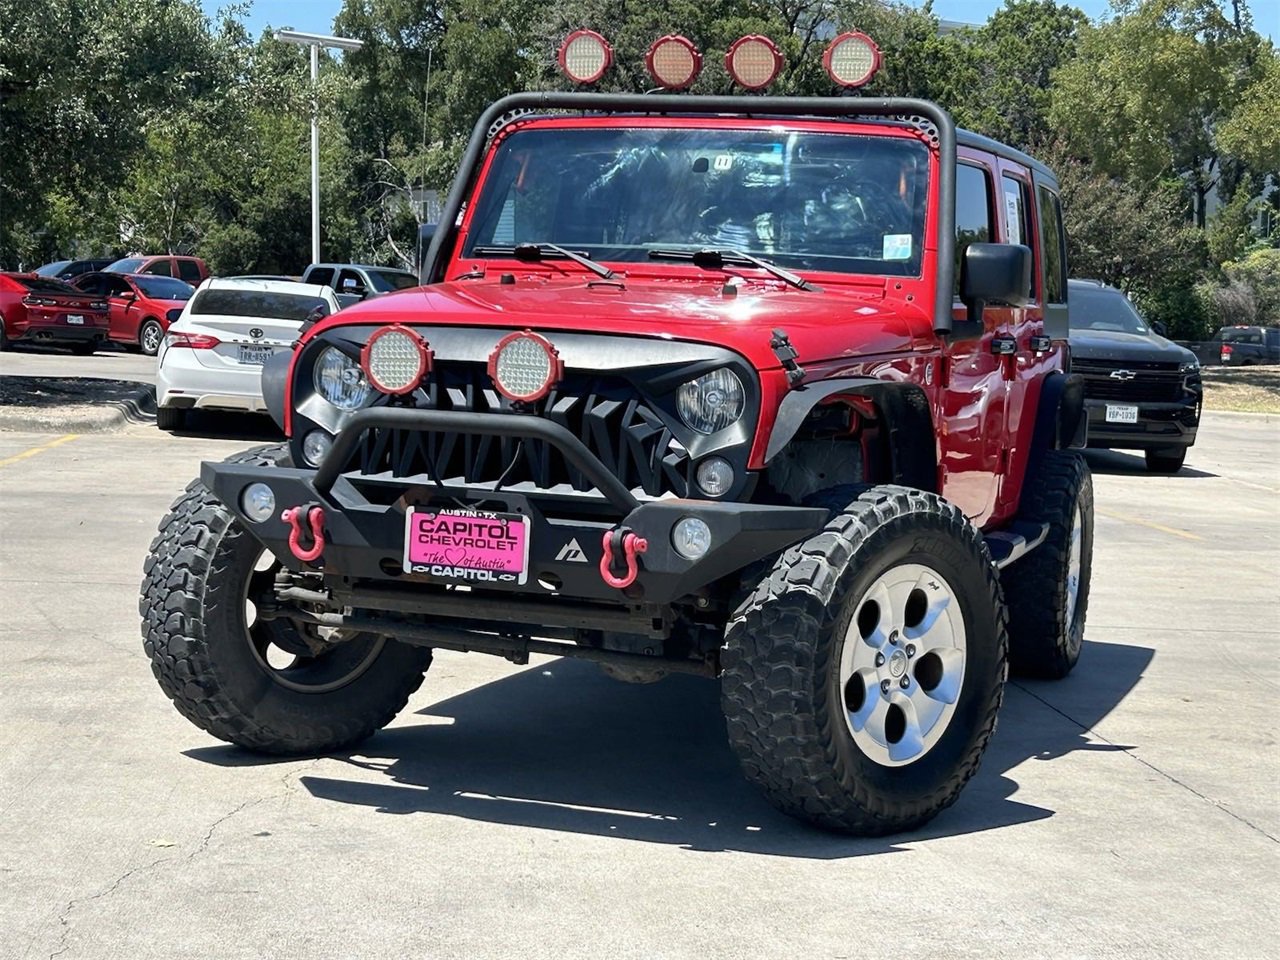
1083 397 1200 451
203 408 828 606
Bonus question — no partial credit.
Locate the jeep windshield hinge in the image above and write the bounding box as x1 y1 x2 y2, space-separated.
771 328 805 387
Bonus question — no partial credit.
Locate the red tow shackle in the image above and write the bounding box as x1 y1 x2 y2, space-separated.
599 528 648 590
281 504 326 563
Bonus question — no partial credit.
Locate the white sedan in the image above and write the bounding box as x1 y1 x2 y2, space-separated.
156 278 339 431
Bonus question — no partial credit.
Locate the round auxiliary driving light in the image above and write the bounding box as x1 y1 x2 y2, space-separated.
488 330 564 403
645 35 703 90
672 517 713 560
558 29 613 85
241 483 276 524
361 324 431 395
696 457 735 497
724 35 783 90
823 32 882 88
302 430 333 467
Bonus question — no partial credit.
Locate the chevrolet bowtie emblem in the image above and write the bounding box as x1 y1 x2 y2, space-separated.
1109 369 1136 381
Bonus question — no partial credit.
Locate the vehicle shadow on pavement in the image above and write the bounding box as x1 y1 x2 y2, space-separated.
189 638 1152 858
1082 449 1217 479
166 411 283 442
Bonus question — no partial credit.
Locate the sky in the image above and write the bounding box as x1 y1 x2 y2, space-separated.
207 0 1276 47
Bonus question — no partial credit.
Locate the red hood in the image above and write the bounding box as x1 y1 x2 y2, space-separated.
305 273 932 370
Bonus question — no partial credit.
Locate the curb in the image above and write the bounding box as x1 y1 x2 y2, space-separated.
0 377 157 433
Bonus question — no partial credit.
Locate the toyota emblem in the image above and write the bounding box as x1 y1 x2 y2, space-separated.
1109 369 1136 381
249 327 264 340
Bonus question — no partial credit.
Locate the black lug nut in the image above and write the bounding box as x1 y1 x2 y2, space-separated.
875 653 885 667
906 644 916 658
900 676 910 688
889 630 899 645
880 679 891 694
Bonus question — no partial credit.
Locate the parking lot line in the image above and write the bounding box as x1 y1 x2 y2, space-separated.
0 433 79 468
1095 507 1204 541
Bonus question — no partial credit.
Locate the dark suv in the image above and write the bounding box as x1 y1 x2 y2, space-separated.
1068 279 1201 473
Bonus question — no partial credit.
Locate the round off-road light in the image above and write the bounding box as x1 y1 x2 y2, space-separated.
823 32 881 88
696 457 734 497
302 429 333 467
488 330 564 402
241 483 276 523
558 29 613 85
645 35 702 90
361 324 431 395
672 517 713 560
724 35 783 90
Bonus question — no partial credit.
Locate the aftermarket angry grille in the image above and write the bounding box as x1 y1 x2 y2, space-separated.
344 364 690 498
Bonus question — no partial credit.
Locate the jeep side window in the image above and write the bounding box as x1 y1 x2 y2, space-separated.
1038 186 1067 304
954 163 994 295
1001 175 1035 299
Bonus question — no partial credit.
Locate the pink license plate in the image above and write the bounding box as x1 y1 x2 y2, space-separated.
402 507 530 584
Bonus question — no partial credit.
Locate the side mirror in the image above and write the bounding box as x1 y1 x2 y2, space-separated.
960 243 1033 325
1151 320 1168 337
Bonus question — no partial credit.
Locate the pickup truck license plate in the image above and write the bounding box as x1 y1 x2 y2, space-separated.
1105 404 1139 424
237 345 273 365
66 315 84 325
403 507 530 584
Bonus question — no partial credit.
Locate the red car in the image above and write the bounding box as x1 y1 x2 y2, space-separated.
72 272 194 355
0 273 109 353
104 254 208 285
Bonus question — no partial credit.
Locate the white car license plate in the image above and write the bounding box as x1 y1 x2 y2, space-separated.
238 345 274 365
66 315 84 325
1105 404 1139 424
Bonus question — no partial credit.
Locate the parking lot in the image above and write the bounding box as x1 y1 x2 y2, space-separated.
0 397 1277 958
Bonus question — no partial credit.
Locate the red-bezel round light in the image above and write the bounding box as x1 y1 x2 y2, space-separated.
645 35 703 90
360 324 432 396
822 31 882 88
724 35 784 90
487 330 564 403
558 29 613 85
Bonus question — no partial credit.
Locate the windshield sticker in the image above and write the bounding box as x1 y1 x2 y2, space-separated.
882 234 912 260
713 154 734 171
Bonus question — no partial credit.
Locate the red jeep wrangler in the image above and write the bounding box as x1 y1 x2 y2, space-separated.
141 85 1092 835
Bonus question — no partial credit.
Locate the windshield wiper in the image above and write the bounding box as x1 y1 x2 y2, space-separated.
471 242 615 280
648 248 819 292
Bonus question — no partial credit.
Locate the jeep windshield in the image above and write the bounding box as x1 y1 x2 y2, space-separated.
461 126 929 278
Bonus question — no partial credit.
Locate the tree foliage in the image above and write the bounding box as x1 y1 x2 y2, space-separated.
0 0 1276 327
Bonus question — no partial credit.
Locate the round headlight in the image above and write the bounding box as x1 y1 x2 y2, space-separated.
314 346 372 410
240 483 276 523
677 368 745 434
488 331 563 402
672 517 713 560
361 325 431 395
696 457 735 497
302 429 333 467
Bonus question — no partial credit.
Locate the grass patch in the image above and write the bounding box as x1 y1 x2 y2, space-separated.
1200 365 1280 414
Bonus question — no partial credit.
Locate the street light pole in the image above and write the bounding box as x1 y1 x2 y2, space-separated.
275 29 365 266
310 42 320 265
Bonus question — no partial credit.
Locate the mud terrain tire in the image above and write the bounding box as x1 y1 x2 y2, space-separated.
721 485 1008 835
139 444 432 754
1003 451 1093 679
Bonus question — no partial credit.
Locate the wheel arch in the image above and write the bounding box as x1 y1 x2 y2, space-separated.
764 377 938 493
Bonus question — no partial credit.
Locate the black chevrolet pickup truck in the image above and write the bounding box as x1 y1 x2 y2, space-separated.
1068 279 1202 473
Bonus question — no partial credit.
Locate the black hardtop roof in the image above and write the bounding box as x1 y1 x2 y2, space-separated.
956 129 1057 184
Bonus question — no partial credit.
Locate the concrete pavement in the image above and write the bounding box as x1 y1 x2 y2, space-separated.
0 413 1276 959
